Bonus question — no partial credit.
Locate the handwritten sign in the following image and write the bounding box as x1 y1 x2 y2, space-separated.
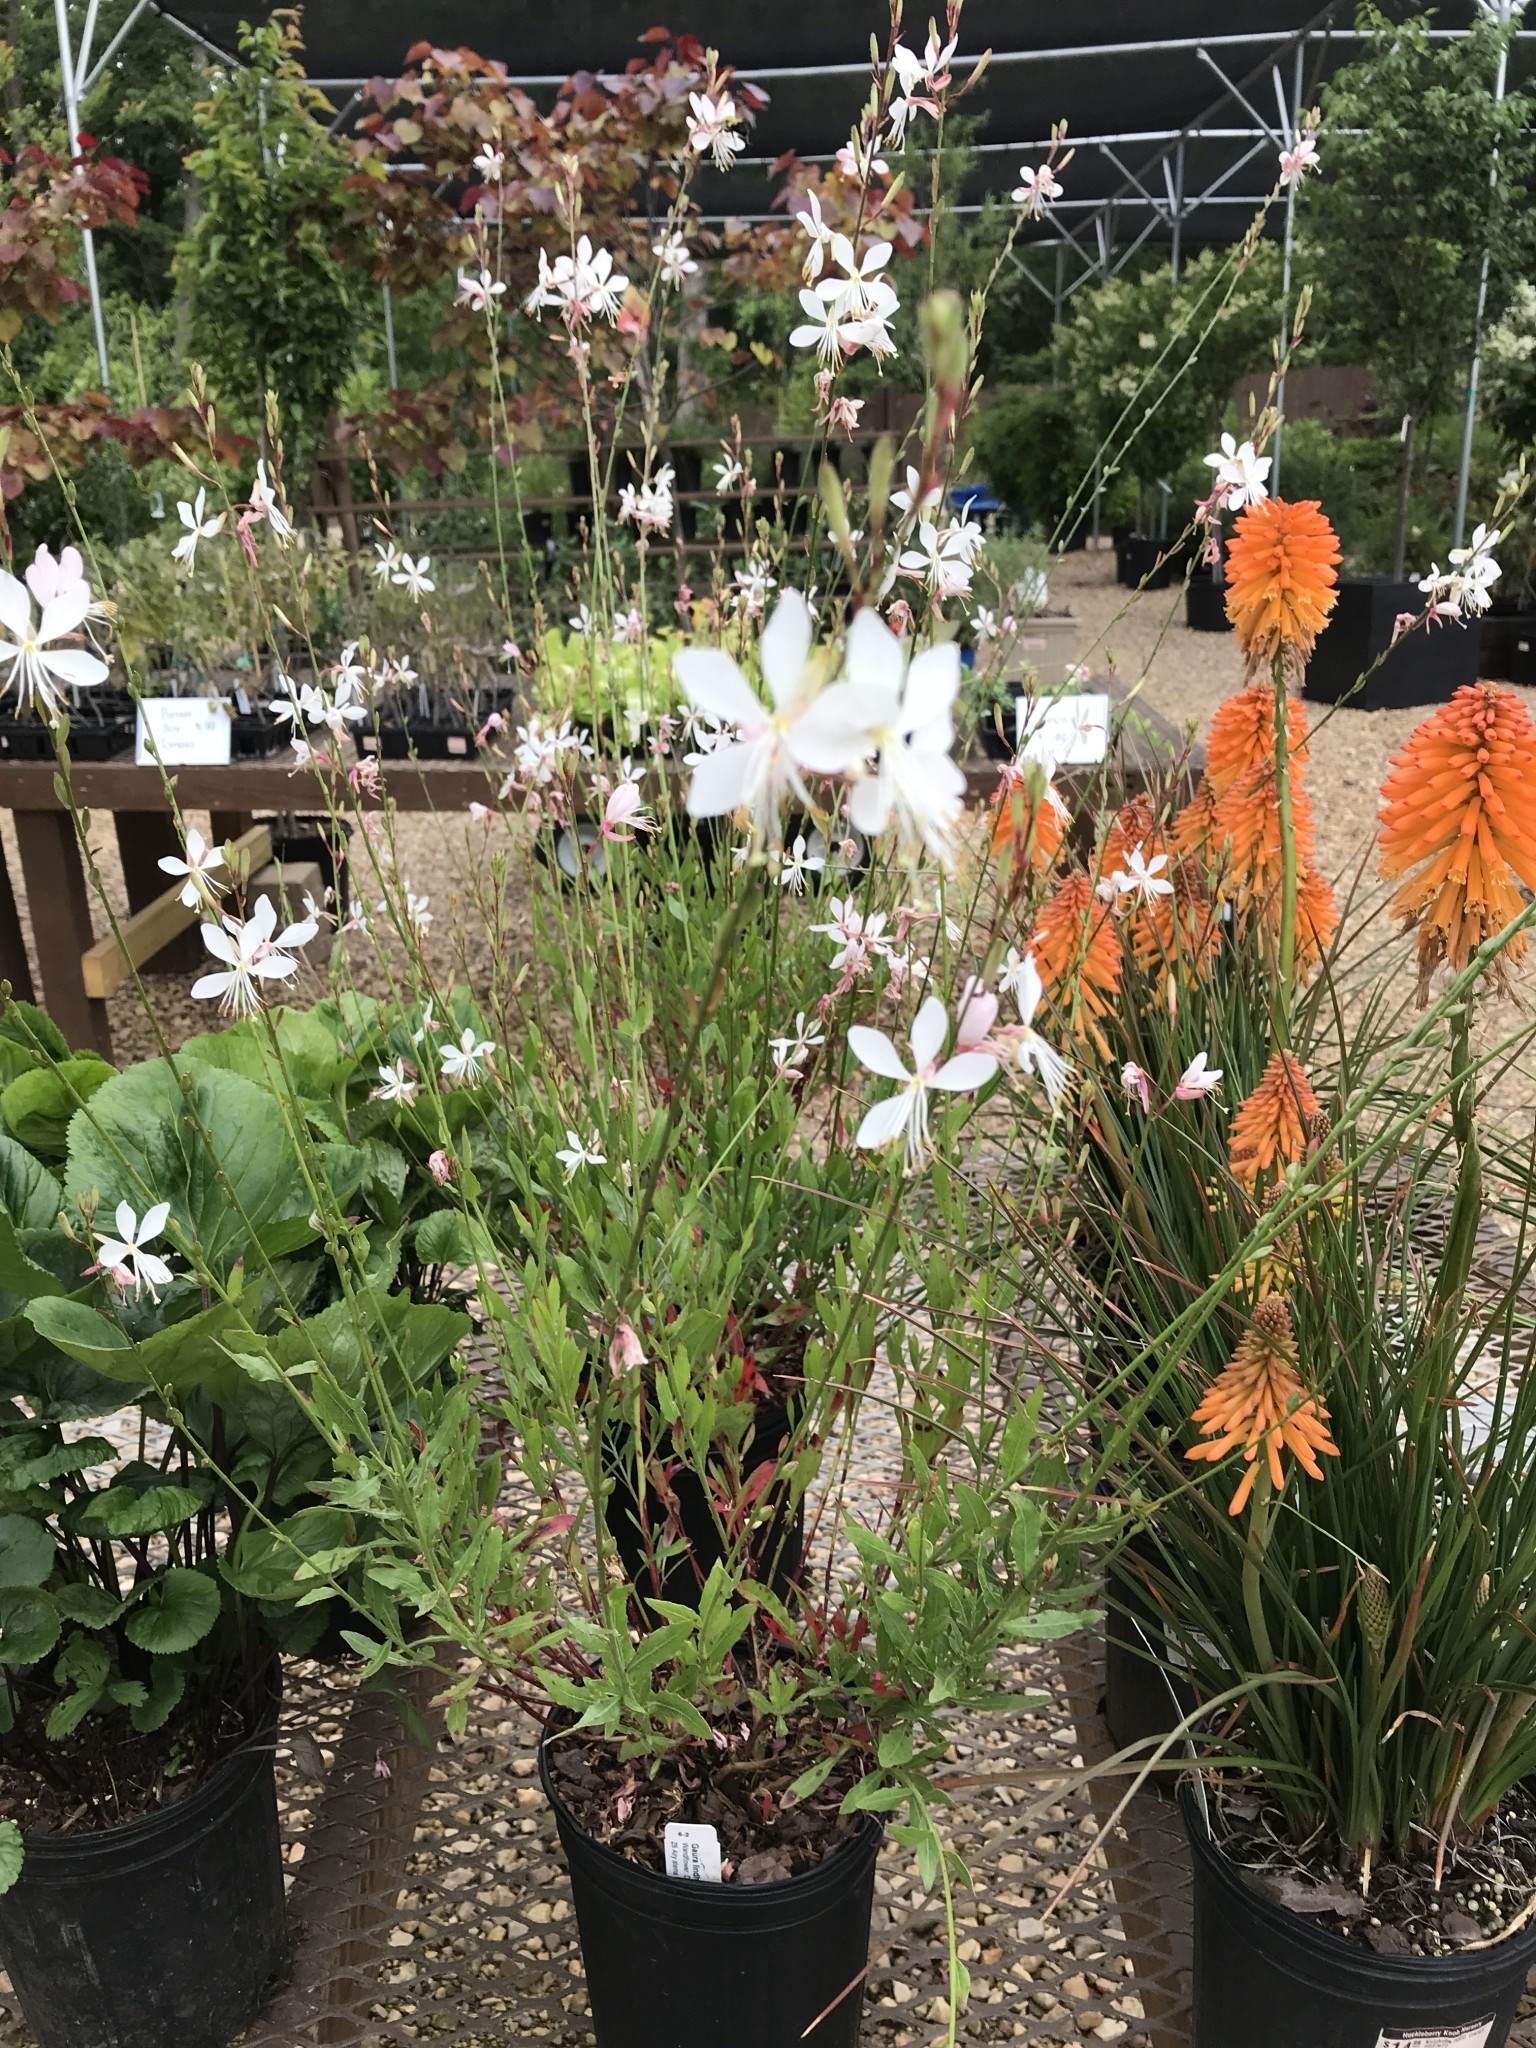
135 697 234 767
1018 692 1111 767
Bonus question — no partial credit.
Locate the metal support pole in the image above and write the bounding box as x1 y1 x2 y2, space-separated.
1454 1 1519 548
382 284 399 389
1271 45 1305 496
53 0 111 393
1052 243 1065 330
1170 140 1186 283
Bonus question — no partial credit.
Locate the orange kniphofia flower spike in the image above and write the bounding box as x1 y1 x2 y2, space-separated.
1204 683 1311 801
1186 1298 1338 1515
1028 870 1121 1018
1377 682 1536 995
991 770 1067 872
1227 1050 1321 1189
1216 760 1318 914
1171 777 1224 864
1100 796 1163 881
1131 857 1223 981
1224 500 1341 669
1295 862 1340 972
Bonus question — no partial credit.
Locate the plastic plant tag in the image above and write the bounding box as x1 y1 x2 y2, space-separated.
1374 2021 1495 2048
663 1822 722 1883
135 697 233 767
1017 692 1110 766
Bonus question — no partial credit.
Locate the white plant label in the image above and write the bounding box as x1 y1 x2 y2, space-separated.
1017 692 1110 766
135 697 233 767
663 1822 722 1883
1374 2019 1494 2048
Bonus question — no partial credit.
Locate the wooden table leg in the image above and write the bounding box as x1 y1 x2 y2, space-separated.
209 810 254 846
0 827 36 1003
12 811 111 1058
115 811 202 972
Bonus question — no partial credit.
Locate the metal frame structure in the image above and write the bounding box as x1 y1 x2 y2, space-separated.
46 2 1536 538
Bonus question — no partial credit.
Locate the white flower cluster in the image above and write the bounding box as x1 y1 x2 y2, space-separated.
523 236 629 328
618 464 676 537
0 544 109 717
1420 524 1502 623
789 234 899 367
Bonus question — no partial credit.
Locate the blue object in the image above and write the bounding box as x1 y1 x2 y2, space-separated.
949 483 1000 519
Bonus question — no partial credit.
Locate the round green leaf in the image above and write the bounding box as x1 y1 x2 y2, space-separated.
78 1486 203 1538
0 1514 54 1589
123 1568 220 1655
0 1588 59 1667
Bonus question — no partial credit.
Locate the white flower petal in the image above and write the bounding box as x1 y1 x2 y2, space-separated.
759 591 814 709
848 1024 908 1081
908 995 949 1073
856 1091 913 1152
674 647 764 730
930 1051 998 1092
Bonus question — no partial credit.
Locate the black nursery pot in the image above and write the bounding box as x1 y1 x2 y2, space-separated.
1119 533 1191 592
541 1730 882 2048
357 719 476 760
1481 604 1536 687
0 1684 287 2048
1305 577 1482 712
1185 571 1230 635
1180 1780 1536 2048
1102 1530 1195 1769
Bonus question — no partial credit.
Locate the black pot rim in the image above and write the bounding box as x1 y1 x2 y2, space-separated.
14 1656 280 1869
1179 1776 1536 1982
538 1717 882 1908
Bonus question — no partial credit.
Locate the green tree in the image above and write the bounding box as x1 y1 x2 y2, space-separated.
173 10 374 466
1059 243 1282 533
1302 3 1536 575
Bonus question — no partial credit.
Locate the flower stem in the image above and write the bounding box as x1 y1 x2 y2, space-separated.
1271 656 1299 1019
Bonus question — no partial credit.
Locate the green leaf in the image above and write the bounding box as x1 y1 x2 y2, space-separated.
123 1568 220 1654
413 1209 476 1267
0 1135 62 1231
0 1514 53 1588
840 1777 910 1814
222 1506 350 1601
0 1819 22 1894
53 1583 122 1627
129 1657 186 1734
0 1214 68 1308
1 1058 112 1159
46 1637 110 1739
64 1060 310 1277
0 1587 59 1665
0 1003 69 1064
78 1485 203 1537
25 1297 250 1398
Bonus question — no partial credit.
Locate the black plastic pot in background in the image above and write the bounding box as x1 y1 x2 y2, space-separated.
1481 603 1536 686
1103 1531 1196 1771
357 719 478 760
604 1400 805 1614
1185 572 1230 634
0 1679 287 2048
1305 577 1481 712
541 1727 881 2048
263 813 355 914
1181 1779 1536 2048
1119 533 1192 592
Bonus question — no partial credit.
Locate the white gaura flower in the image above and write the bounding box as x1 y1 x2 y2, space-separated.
191 894 317 1015
836 132 889 183
1205 432 1271 511
673 590 874 838
820 234 893 320
1107 844 1175 906
372 540 401 583
0 571 109 716
157 827 226 910
171 487 224 569
25 542 90 608
730 559 777 619
1012 162 1063 217
1279 132 1320 188
768 1011 825 1076
714 452 745 493
473 143 505 182
1175 1052 1223 1101
440 1028 496 1086
617 463 675 536
1009 955 1071 1108
898 519 975 600
795 189 835 282
250 459 292 540
95 1200 174 1298
456 266 507 313
373 1060 418 1105
891 466 943 519
811 897 891 975
850 995 997 1172
602 772 654 841
789 286 860 369
653 234 697 288
776 834 824 893
687 89 744 170
556 1130 606 1178
809 609 965 861
392 553 435 599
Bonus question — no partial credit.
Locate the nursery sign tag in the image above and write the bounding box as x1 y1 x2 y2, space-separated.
664 1823 722 1883
1017 692 1110 766
1374 2021 1494 2048
136 697 233 767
